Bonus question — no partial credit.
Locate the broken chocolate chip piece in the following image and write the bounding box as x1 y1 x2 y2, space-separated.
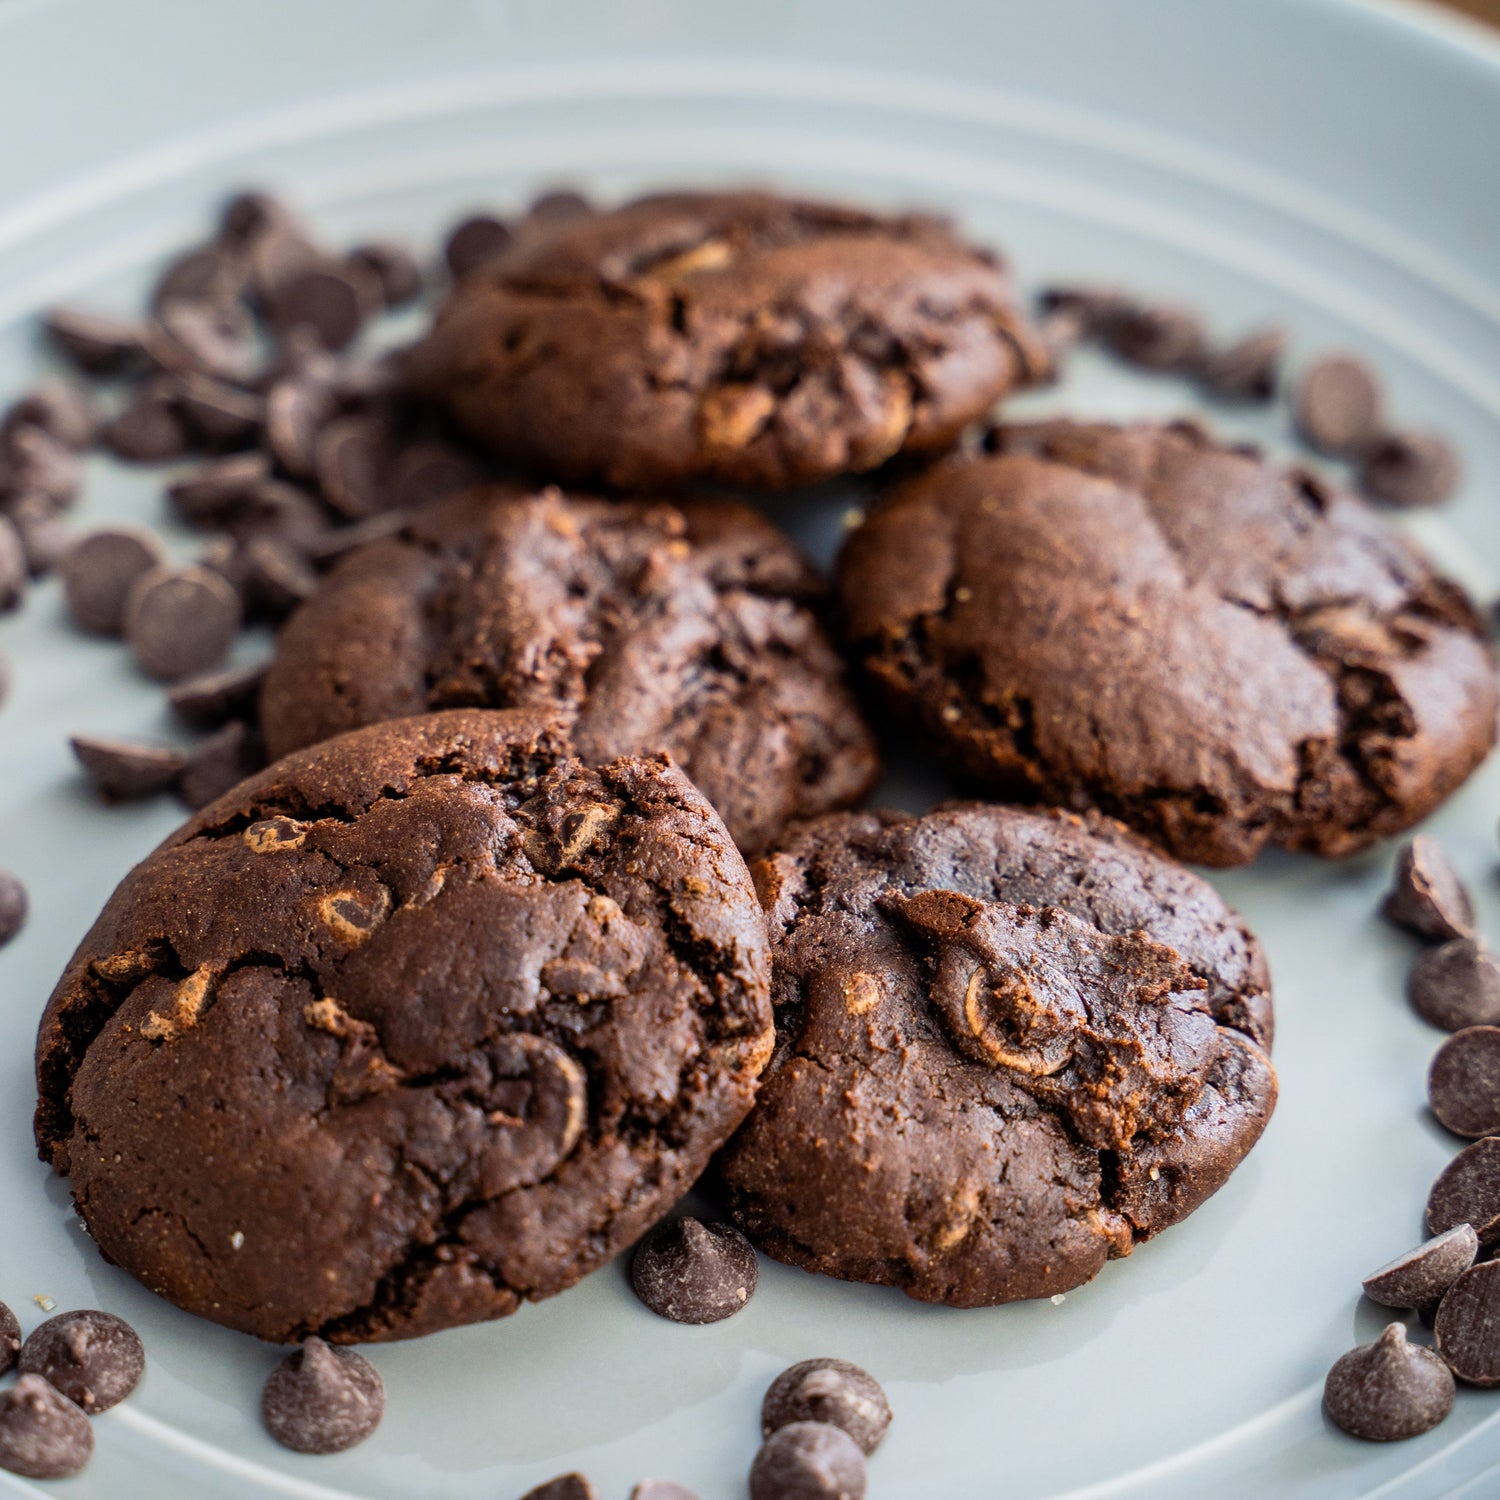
1323 1323 1453 1440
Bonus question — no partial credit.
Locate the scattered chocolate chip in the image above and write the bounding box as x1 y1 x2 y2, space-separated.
248 224 324 305
1293 353 1384 455
387 440 482 511
315 413 390 517
219 190 297 249
242 534 319 619
265 377 337 478
267 263 379 352
303 506 413 563
1363 1224 1479 1311
3 381 98 450
177 719 253 809
1430 1028 1500 1138
1037 284 1127 337
1197 326 1285 402
8 493 73 578
1104 303 1204 371
150 245 246 314
1358 430 1461 509
261 1337 384 1454
124 564 243 681
346 243 423 308
0 1302 19 1374
749 1421 867 1500
1428 1137 1500 1246
228 480 329 551
61 527 170 636
630 1483 698 1500
105 384 191 463
168 659 267 728
173 373 265 451
19 1310 144 1413
0 517 27 612
0 1375 94 1479
165 452 272 527
255 324 340 392
1382 837 1475 942
1434 1259 1500 1386
148 299 258 386
763 1360 891 1455
1410 941 1500 1032
444 215 513 279
631 1217 758 1324
2 424 82 505
520 1476 599 1500
44 307 146 375
70 735 187 801
1323 1323 1454 1440
0 870 28 947
527 189 592 224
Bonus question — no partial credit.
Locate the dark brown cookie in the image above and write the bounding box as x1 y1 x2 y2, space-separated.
406 191 1048 491
34 709 773 1344
716 803 1276 1307
839 420 1497 866
260 486 880 857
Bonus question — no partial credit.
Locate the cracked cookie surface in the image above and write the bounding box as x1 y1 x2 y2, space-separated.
34 709 773 1344
405 191 1049 491
260 485 880 858
837 419 1497 866
716 803 1276 1306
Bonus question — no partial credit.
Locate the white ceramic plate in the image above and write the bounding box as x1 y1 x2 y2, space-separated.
3 0 1500 1494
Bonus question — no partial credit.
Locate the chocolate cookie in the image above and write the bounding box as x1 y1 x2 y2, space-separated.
716 804 1276 1306
34 709 773 1343
837 420 1497 866
260 486 880 857
406 191 1048 491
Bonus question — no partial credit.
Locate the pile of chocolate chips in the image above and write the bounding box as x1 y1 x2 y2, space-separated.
1038 286 1462 509
1322 836 1500 1441
0 1302 145 1480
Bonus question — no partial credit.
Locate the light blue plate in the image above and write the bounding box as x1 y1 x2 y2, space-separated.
2 0 1499 1495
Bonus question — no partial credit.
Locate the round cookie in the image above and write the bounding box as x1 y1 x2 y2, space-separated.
405 191 1049 491
260 485 880 857
716 803 1277 1306
837 419 1497 866
34 709 773 1344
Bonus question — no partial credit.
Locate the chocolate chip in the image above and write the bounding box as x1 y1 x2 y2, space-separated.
315 414 390 518
520 1476 599 1500
0 870 28 947
527 189 592 224
242 534 319 619
174 373 265 451
148 300 258 386
1104 303 1204 371
2 424 82 505
177 720 254 810
1427 1137 1500 1246
44 307 146 375
255 324 340 392
1322 1323 1453 1440
106 384 191 463
1363 1224 1479 1311
630 1483 698 1500
1382 837 1475 942
1410 941 1500 1032
631 1217 758 1324
268 263 379 352
1293 353 1384 455
444 215 513 279
261 1337 384 1454
1434 1259 1500 1385
749 1422 867 1500
150 245 247 314
266 378 337 478
248 224 324 305
71 736 187 801
1358 431 1461 509
1430 1028 1500 1138
61 527 168 636
19 1310 144 1413
0 1375 94 1479
8 493 73 578
346 243 423 308
0 1302 19 1374
0 517 27 612
4 381 98 450
387 440 483 511
763 1360 891 1455
219 190 298 249
124 564 243 681
304 506 413 563
1197 326 1285 402
166 452 272 527
169 659 267 728
227 480 329 552
1037 285 1126 337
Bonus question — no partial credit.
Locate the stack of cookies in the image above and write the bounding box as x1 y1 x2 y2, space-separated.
32 191 1496 1357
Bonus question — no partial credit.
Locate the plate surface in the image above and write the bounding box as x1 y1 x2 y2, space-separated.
2 0 1500 1495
